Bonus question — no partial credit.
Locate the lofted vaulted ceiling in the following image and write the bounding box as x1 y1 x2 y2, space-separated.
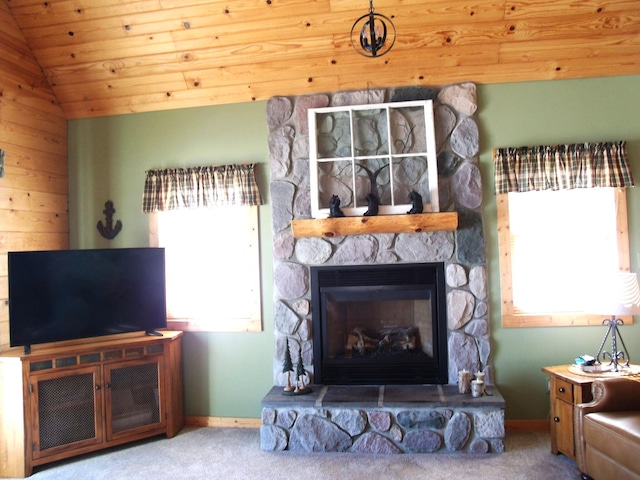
5 0 640 119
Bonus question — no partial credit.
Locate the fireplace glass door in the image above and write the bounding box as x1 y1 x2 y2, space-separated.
324 286 433 357
311 263 448 385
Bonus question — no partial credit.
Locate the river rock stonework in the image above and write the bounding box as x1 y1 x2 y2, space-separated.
261 385 505 454
268 82 489 386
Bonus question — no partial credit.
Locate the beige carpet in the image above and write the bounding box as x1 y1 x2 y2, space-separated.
21 427 580 480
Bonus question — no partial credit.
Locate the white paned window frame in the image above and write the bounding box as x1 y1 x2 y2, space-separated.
308 100 438 219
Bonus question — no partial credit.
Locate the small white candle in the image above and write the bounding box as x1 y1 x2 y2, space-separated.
471 380 484 397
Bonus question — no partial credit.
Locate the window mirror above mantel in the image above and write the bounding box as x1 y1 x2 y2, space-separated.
308 100 439 218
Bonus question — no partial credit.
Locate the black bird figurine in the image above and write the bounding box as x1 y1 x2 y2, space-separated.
364 193 380 216
329 195 345 217
407 190 423 214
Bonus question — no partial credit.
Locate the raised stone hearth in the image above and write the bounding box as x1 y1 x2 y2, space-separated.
261 385 505 453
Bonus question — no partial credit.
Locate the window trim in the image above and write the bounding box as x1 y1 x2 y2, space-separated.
148 207 262 333
497 187 633 327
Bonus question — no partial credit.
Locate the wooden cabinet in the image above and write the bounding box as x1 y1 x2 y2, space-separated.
0 331 183 478
542 365 594 459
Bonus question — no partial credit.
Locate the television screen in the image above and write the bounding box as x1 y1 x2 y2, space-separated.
8 248 167 350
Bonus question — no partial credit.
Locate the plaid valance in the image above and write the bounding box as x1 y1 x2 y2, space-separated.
493 141 633 194
142 163 262 213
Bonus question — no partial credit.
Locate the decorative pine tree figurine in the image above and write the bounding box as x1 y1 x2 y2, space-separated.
282 338 294 392
294 346 311 394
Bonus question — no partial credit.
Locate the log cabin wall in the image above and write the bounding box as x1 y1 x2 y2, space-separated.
0 2 68 351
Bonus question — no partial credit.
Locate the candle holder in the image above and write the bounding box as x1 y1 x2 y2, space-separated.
595 317 630 372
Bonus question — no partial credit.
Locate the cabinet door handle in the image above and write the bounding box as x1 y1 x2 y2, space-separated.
558 387 565 393
105 383 112 389
95 385 101 391
554 417 560 422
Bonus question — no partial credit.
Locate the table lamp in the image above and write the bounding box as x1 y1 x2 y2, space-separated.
589 272 640 371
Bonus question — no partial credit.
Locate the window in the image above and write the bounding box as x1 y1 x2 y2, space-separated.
142 163 263 332
497 187 631 327
308 100 438 218
149 206 261 332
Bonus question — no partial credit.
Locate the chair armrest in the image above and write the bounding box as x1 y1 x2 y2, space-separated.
579 376 640 414
574 376 640 472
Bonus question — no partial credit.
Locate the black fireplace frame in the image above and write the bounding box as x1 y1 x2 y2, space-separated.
311 262 448 385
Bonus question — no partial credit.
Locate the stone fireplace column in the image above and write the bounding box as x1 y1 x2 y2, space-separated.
267 83 489 387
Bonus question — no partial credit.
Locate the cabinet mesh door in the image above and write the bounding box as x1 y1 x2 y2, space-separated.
110 363 160 434
38 373 96 451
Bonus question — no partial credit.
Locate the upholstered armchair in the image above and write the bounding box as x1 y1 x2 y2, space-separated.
574 376 640 480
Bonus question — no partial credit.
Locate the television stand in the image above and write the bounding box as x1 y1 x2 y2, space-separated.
0 331 184 478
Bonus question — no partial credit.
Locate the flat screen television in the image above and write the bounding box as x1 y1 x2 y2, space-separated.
8 247 167 353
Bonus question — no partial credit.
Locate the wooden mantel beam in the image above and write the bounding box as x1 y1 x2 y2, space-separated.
291 212 459 238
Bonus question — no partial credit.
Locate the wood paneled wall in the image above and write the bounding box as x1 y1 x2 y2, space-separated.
4 0 640 119
0 2 68 351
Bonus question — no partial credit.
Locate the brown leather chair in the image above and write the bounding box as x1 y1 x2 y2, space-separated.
574 376 640 480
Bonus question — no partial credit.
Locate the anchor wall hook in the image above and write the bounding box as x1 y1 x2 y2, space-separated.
97 200 123 239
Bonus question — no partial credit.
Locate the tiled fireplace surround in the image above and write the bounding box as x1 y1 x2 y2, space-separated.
261 83 505 454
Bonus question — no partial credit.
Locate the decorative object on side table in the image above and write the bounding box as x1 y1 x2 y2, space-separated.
587 271 640 372
97 200 123 239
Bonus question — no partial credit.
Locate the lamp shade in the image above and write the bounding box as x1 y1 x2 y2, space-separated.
587 272 640 316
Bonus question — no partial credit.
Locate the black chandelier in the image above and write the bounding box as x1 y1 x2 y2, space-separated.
350 0 396 58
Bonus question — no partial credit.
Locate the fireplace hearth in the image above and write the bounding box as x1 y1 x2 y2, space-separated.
311 263 448 385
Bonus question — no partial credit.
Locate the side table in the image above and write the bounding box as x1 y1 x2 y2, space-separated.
541 365 595 459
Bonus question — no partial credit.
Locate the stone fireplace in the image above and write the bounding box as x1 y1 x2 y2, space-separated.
262 83 505 454
268 83 489 386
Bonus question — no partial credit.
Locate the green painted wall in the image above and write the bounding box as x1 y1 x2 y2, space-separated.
68 103 275 418
68 75 640 421
478 75 640 419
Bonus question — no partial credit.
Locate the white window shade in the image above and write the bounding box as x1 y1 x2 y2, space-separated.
509 188 620 315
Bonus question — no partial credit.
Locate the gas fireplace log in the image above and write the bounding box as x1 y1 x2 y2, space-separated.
346 326 419 356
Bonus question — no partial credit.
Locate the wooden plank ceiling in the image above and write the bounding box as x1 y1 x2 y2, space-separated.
5 0 640 119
